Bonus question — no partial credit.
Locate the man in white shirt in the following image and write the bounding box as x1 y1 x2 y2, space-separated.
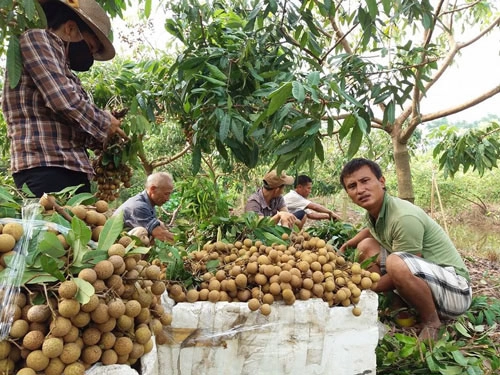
284 175 341 223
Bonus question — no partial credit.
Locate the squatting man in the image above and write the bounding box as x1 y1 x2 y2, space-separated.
339 158 471 341
114 172 175 244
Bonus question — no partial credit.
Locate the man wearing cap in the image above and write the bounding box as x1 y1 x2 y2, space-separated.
245 170 301 228
1 0 122 197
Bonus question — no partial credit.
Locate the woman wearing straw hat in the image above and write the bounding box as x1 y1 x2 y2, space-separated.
1 0 122 197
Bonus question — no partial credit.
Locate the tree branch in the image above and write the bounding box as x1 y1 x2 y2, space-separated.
420 85 500 123
150 143 191 170
411 0 445 125
457 15 500 50
402 12 500 141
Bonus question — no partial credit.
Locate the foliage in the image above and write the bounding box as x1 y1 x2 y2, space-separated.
173 209 291 253
377 296 500 374
79 57 181 175
147 240 195 287
160 0 500 202
3 0 499 203
431 121 500 179
176 174 232 222
163 0 439 172
306 220 360 251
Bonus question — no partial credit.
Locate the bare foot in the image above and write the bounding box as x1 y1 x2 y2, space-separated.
418 325 441 342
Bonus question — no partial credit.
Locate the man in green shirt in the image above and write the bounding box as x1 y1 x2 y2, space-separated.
339 158 471 341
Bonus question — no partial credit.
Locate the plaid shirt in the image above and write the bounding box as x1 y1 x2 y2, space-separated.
1 29 110 177
245 188 286 216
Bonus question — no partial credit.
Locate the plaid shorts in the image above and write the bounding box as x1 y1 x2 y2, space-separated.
379 248 472 319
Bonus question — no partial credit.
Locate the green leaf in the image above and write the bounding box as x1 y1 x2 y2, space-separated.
454 321 472 338
144 0 152 18
339 115 356 140
7 35 22 89
307 71 320 87
314 137 324 162
205 62 227 81
38 231 66 258
276 136 305 155
400 345 415 358
451 350 468 366
267 82 292 116
383 101 395 126
206 259 220 273
231 120 245 144
393 333 417 344
365 0 378 18
381 0 391 14
21 0 37 20
422 12 432 29
261 231 287 246
331 81 362 108
40 255 65 282
66 193 95 206
347 125 363 158
67 217 92 268
0 187 17 203
127 246 151 255
219 113 230 143
73 277 95 305
292 81 306 102
34 0 47 27
81 249 108 264
195 74 226 86
23 272 58 284
425 354 440 372
96 212 124 252
191 145 201 174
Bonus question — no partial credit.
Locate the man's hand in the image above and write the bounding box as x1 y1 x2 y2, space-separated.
278 211 298 228
106 111 122 135
329 211 341 221
152 224 175 243
338 242 349 254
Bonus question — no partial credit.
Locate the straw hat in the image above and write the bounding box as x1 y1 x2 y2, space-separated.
45 0 115 61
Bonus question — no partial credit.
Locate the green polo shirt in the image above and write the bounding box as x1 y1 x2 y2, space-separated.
366 193 469 280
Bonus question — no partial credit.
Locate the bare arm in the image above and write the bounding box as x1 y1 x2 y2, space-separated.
270 207 299 228
306 202 341 220
339 228 373 253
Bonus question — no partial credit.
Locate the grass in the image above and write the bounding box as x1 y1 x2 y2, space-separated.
448 224 500 261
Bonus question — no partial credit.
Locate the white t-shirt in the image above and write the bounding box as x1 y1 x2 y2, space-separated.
284 190 311 213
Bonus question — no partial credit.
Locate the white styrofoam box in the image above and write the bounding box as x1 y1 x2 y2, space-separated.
86 364 139 375
142 290 378 375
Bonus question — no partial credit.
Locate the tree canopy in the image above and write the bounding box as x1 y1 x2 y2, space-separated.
1 0 499 200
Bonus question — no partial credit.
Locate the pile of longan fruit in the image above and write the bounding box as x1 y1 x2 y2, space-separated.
167 232 380 316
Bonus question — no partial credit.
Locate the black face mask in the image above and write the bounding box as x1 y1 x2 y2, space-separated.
68 40 94 72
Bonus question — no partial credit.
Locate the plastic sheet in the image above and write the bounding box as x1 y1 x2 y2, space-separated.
0 200 41 340
0 217 97 248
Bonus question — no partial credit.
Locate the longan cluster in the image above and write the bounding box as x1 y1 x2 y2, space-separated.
92 155 133 202
169 232 380 316
0 221 172 374
0 222 24 274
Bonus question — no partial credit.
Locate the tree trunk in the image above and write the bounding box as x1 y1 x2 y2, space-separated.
392 137 415 203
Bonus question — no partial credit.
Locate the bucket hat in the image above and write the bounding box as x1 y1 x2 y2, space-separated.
263 170 294 189
43 0 115 61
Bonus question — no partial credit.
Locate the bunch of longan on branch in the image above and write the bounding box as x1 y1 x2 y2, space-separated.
92 108 133 202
